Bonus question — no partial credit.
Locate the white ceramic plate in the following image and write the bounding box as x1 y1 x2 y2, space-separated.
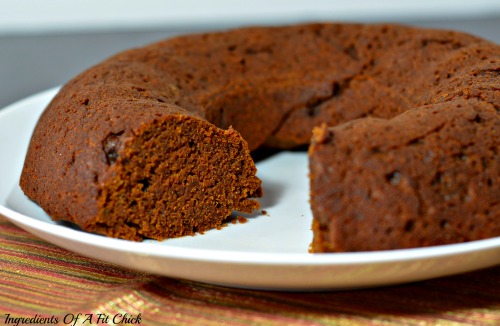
1 88 499 291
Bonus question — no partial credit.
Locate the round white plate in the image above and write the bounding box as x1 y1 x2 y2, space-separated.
1 88 499 291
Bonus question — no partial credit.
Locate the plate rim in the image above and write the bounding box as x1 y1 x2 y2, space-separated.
1 188 499 266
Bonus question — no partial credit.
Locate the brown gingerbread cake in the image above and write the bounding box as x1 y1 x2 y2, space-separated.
20 23 499 250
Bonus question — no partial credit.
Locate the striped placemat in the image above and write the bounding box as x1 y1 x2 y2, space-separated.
1 215 499 325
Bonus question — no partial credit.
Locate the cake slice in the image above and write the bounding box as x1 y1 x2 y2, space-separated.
20 91 262 240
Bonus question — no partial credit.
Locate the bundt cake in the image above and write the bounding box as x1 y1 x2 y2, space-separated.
20 23 499 251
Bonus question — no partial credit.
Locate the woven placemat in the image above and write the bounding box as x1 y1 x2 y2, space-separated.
1 216 498 325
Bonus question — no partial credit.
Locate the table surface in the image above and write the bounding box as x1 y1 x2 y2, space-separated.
1 215 498 325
